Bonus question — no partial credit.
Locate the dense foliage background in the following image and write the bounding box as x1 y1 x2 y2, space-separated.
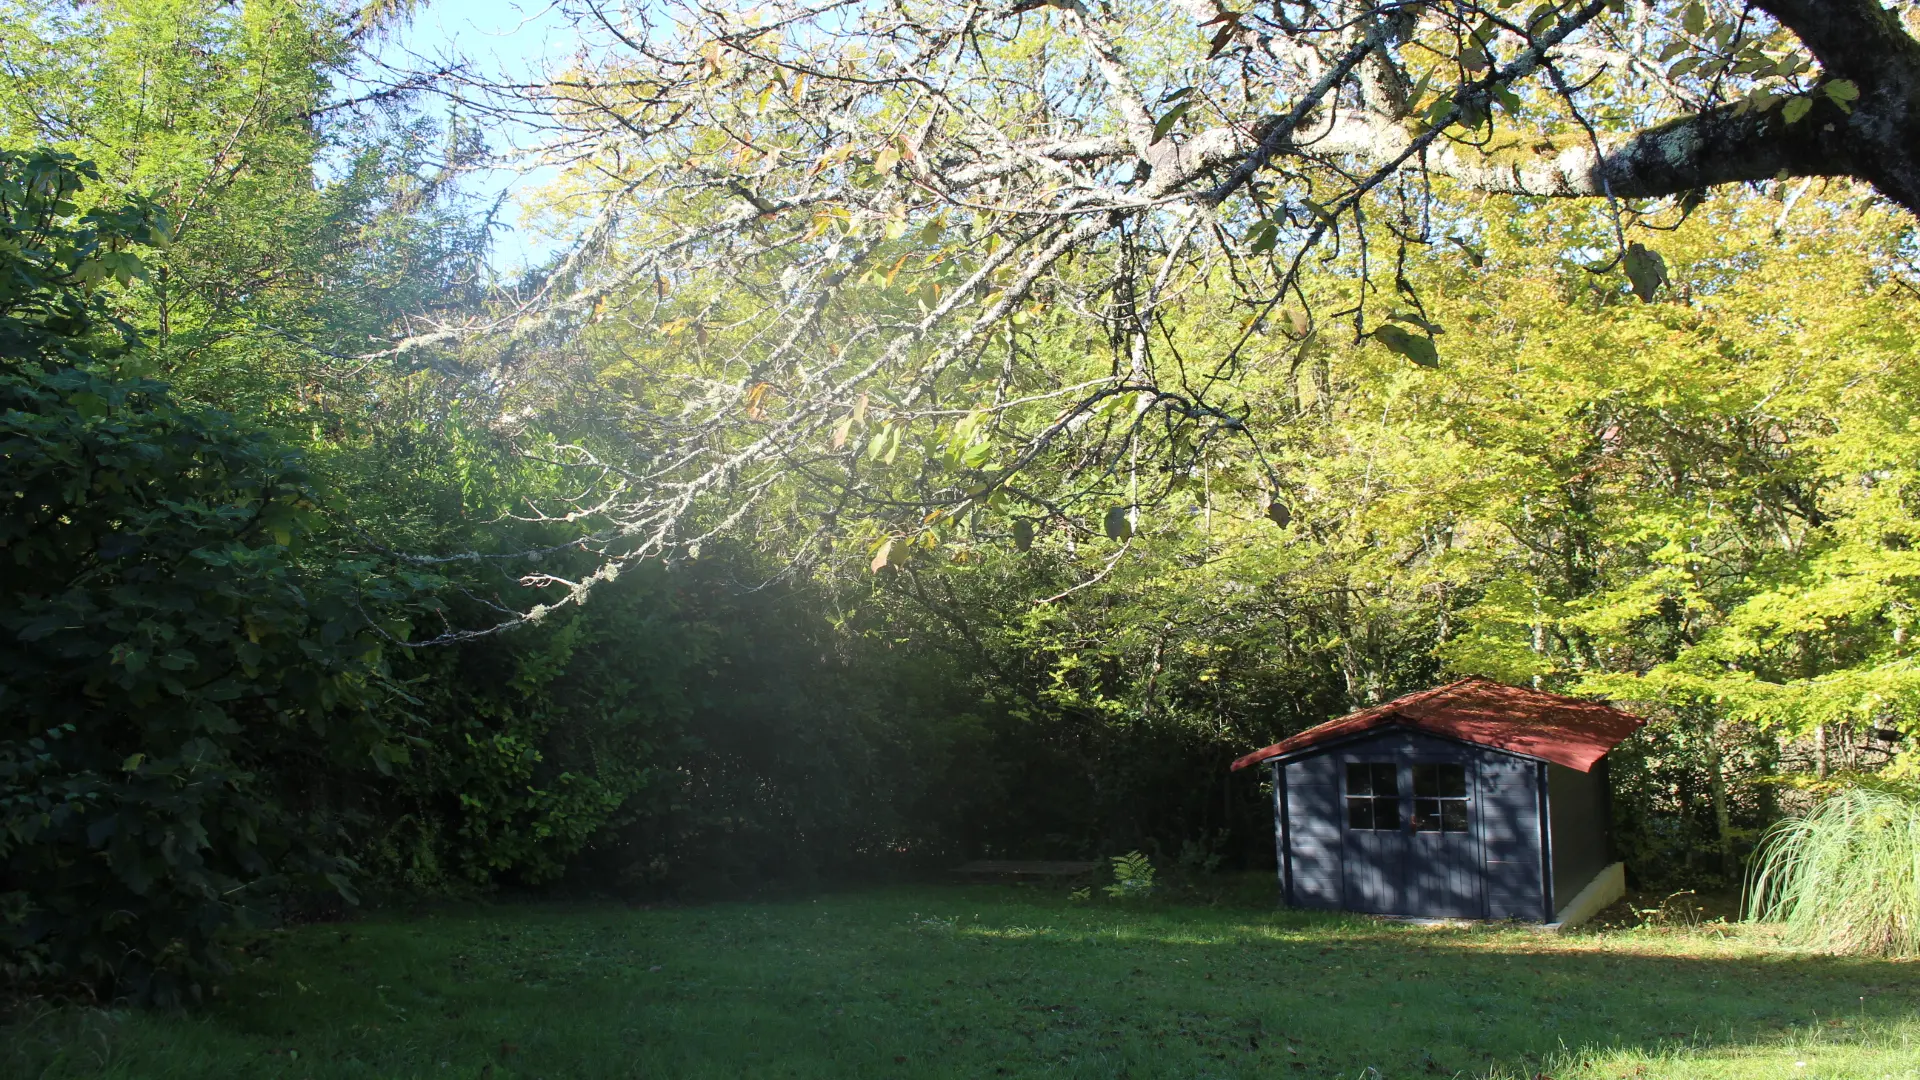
4 0 1919 998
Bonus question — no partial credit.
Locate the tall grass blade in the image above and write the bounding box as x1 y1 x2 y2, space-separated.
1745 787 1920 957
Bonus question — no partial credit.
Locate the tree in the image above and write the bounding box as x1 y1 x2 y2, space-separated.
385 0 1920 627
0 151 436 1002
0 0 481 422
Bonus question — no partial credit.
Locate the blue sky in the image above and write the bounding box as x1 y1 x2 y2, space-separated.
374 0 584 271
397 0 577 80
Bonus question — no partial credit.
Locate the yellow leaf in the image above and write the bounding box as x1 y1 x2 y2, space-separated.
745 381 771 412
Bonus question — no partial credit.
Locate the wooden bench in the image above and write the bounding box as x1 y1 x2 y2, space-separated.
950 860 1102 883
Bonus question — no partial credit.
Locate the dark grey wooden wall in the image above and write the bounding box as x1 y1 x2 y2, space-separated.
1547 762 1611 908
1277 753 1343 910
1275 729 1562 920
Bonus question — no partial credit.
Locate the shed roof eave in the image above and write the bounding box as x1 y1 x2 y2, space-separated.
1229 677 1645 774
1239 720 1563 771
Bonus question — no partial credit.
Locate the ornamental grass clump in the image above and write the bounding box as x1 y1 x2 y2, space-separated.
1745 787 1920 957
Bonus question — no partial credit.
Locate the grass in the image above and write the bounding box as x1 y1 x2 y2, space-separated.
1748 787 1920 957
5 880 1918 1080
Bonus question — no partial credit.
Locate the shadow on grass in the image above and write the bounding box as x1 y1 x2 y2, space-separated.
6 884 1918 1079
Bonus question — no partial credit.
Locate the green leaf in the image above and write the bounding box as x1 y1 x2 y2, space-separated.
1372 324 1440 368
1448 235 1485 267
1246 218 1279 254
1404 66 1437 115
1623 241 1667 302
1388 311 1446 336
1103 506 1133 540
1013 519 1034 552
1151 101 1191 144
1682 1 1706 35
1825 79 1859 112
1781 95 1813 125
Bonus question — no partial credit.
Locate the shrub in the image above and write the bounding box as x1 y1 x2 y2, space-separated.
1744 786 1920 957
0 150 433 1002
1104 851 1156 899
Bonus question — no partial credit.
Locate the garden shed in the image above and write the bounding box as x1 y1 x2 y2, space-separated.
1232 677 1645 925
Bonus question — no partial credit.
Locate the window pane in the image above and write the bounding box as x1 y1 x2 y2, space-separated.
1414 763 1467 796
1371 796 1400 831
1413 798 1441 832
1347 797 1375 830
1347 763 1373 796
1441 800 1469 833
1371 763 1399 796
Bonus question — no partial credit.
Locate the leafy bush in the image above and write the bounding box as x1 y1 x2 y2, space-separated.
1103 851 1156 899
361 578 685 892
1745 786 1920 957
0 151 432 1002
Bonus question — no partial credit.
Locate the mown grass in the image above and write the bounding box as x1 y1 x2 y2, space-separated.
5 882 1917 1079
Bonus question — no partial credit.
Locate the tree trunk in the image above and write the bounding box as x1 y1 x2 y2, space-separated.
1704 724 1738 882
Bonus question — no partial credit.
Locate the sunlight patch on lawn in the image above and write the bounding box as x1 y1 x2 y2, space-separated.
1522 1019 1920 1080
7 885 1919 1080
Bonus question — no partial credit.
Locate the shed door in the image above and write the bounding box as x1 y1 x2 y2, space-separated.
1405 763 1480 918
1341 760 1482 917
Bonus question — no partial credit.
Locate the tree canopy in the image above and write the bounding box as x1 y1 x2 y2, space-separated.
5 0 1920 1000
380 0 1920 629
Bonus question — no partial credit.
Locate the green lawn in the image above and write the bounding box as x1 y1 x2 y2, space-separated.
6 883 1917 1079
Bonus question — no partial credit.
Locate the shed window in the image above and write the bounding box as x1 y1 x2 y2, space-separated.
1412 764 1469 833
1345 762 1399 831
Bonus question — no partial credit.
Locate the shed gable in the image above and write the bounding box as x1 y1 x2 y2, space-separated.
1234 677 1645 773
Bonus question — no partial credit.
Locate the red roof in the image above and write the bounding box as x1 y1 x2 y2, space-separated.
1230 677 1645 773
